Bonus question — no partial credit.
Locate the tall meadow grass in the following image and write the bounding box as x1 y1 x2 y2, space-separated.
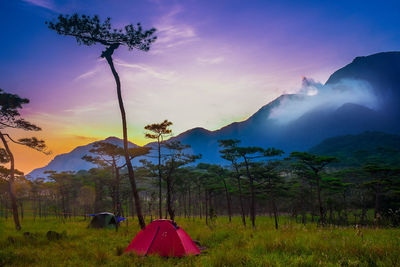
0 216 399 266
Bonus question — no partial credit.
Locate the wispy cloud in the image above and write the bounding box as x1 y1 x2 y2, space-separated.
64 101 115 115
152 5 198 52
74 70 97 81
74 59 106 81
197 56 225 65
115 59 176 81
156 24 196 44
21 0 57 11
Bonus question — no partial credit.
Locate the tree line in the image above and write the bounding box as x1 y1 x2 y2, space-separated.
1 118 399 230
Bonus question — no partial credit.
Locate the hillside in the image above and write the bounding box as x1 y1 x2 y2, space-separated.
309 131 400 167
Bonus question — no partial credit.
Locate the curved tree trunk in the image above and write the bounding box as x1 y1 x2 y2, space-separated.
111 162 117 214
104 47 145 229
272 199 278 230
267 175 278 230
374 183 381 219
205 189 208 225
234 165 246 227
243 157 256 229
166 175 175 220
198 184 202 219
115 165 122 216
222 178 232 223
316 175 325 225
157 138 162 219
188 185 192 219
0 132 21 230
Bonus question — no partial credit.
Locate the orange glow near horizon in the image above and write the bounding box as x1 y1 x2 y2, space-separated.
8 134 97 175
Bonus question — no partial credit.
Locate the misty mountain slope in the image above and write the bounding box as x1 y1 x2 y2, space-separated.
278 103 385 149
326 51 400 114
169 51 400 159
28 137 138 179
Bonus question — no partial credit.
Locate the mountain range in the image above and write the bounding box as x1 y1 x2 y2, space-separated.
28 51 400 179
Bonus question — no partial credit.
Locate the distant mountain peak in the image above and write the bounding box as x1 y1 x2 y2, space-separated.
104 136 121 141
27 137 138 180
326 51 400 118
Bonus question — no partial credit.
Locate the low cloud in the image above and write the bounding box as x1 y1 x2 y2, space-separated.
71 135 99 141
269 77 379 125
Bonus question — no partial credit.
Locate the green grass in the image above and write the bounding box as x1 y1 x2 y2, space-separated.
0 216 399 266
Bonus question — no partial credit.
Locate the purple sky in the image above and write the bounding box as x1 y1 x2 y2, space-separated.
1 0 400 173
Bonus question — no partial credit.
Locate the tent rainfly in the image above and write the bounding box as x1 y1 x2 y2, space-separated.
125 219 200 257
88 212 125 229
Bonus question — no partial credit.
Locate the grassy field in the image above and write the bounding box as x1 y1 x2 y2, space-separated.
0 216 399 266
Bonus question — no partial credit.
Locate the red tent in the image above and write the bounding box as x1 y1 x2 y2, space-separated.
125 219 200 257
